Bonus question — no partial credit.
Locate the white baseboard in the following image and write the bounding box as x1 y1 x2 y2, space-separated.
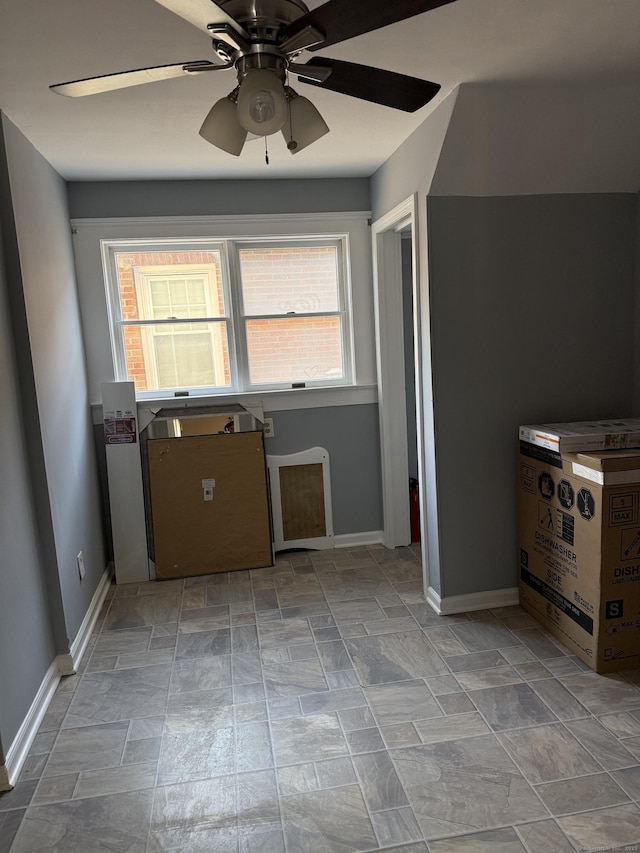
2 659 60 790
333 531 384 549
67 564 113 673
2 565 112 789
427 586 520 616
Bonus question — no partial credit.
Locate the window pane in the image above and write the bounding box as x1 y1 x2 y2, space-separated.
122 322 231 391
239 246 339 315
246 317 343 385
113 251 226 320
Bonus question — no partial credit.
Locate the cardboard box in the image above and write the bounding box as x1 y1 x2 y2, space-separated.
518 441 640 672
519 418 640 453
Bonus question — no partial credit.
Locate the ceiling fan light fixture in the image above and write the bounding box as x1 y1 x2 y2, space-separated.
236 69 288 136
199 92 247 155
283 93 329 154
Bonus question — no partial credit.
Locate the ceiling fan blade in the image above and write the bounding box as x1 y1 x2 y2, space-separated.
282 0 457 51
152 0 250 39
297 58 440 112
50 60 223 97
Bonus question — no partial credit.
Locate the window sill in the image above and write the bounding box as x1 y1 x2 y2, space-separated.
91 383 378 423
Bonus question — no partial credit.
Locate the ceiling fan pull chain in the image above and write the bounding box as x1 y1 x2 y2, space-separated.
264 136 269 165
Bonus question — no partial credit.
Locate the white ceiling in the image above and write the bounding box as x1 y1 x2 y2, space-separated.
1 0 640 181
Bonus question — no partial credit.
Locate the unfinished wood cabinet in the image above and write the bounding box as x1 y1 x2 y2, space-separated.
147 431 272 579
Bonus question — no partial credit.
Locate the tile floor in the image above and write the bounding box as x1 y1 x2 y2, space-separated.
3 544 640 851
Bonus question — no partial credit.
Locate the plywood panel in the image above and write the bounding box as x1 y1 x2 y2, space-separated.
148 431 272 579
280 463 326 542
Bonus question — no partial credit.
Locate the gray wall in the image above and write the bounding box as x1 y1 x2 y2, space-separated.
67 178 370 219
3 116 107 642
70 177 383 540
265 405 383 536
0 114 108 757
428 193 637 597
371 82 640 601
0 221 56 759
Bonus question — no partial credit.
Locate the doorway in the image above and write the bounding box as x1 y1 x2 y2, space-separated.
372 195 428 587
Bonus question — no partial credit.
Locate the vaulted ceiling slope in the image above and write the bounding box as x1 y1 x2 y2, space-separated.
1 0 640 181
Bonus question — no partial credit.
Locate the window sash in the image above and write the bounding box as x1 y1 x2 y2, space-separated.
105 235 351 395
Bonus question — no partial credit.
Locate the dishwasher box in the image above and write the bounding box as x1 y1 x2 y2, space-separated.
519 418 640 453
518 442 640 672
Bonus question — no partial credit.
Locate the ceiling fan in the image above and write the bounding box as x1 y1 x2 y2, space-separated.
50 0 456 157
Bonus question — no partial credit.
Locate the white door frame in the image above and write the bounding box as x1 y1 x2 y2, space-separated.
372 194 426 570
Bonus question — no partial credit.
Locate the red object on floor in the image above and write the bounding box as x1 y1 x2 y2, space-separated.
409 482 420 543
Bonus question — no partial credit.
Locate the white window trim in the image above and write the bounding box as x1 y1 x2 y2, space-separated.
71 213 375 408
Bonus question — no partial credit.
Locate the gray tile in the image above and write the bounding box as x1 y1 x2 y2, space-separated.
262 658 329 699
236 769 281 836
314 756 356 788
346 632 448 685
281 784 378 853
498 723 602 783
560 671 640 715
370 807 422 847
149 777 237 850
413 712 491 744
391 735 548 840
454 666 523 690
0 780 37 812
63 665 171 726
612 765 640 800
557 803 640 852
175 628 231 659
514 819 576 853
270 714 349 765
10 789 154 853
73 762 157 800
103 591 182 630
449 619 521 652
316 640 352 672
169 655 231 693
330 598 387 625
44 722 128 777
93 627 152 655
299 686 365 715
232 651 263 685
338 706 376 731
535 771 629 815
423 627 468 657
257 617 313 649
277 763 318 796
445 649 509 672
236 722 274 772
165 688 234 732
346 728 385 753
468 683 558 731
157 727 235 784
232 624 259 653
565 717 640 770
352 750 409 810
512 628 568 659
429 827 527 852
528 677 589 720
364 679 443 726
436 692 476 715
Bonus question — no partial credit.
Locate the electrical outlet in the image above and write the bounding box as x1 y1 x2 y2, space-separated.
263 417 274 438
77 551 85 580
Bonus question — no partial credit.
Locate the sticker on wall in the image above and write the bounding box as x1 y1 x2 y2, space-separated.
104 410 137 445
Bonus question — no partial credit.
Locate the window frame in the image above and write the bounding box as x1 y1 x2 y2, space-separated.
103 233 354 398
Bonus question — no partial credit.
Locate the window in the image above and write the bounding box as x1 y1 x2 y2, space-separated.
104 236 352 396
